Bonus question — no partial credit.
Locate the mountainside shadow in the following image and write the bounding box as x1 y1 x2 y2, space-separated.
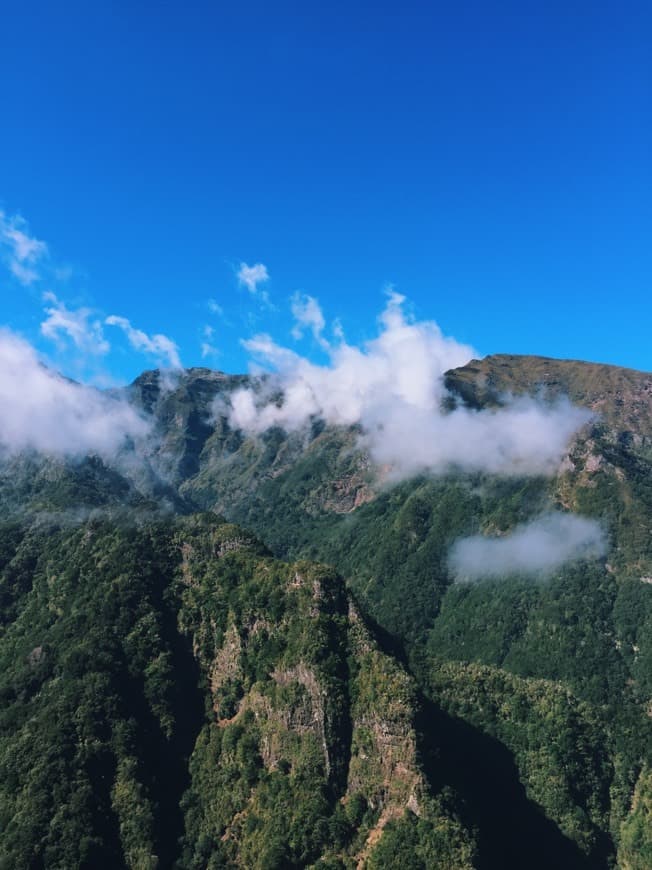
118 585 206 869
416 698 613 870
153 587 207 868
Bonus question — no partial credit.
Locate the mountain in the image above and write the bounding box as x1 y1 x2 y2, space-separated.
1 354 652 868
122 359 652 699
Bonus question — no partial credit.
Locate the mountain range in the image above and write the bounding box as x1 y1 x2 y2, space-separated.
1 353 651 869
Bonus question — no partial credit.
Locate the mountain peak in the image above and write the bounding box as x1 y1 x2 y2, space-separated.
445 353 652 436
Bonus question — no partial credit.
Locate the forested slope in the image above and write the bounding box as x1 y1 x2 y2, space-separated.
0 513 477 868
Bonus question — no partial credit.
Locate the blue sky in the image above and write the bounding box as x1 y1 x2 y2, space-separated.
1 0 650 382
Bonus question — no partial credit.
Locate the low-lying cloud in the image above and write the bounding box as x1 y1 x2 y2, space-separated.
0 330 149 457
227 292 591 478
448 512 608 581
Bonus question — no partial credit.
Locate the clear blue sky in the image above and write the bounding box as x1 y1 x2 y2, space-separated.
1 0 650 381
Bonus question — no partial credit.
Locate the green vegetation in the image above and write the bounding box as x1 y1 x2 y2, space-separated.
2 355 652 867
618 766 652 869
0 513 475 868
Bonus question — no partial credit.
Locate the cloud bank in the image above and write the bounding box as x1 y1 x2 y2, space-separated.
448 512 607 581
0 330 149 457
227 293 590 479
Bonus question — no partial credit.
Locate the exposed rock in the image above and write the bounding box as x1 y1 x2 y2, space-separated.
26 645 44 667
210 623 242 699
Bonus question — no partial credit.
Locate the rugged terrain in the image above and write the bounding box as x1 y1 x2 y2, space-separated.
1 353 652 868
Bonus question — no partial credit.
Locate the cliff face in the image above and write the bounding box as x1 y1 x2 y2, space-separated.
175 516 474 868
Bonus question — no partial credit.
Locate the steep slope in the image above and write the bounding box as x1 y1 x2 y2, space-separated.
176 515 475 868
0 512 475 869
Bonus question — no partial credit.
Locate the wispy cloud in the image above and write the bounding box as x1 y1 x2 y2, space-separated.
0 209 48 285
105 315 182 369
237 262 269 301
448 512 607 581
227 291 591 479
41 292 110 355
208 298 224 316
200 324 219 358
291 292 329 350
0 329 148 457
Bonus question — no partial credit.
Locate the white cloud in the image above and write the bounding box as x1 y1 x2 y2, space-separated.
237 262 269 300
201 325 219 358
227 292 591 479
0 209 48 285
208 298 224 316
201 343 218 358
105 315 182 369
0 330 149 457
40 292 110 355
291 293 329 349
448 512 607 580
